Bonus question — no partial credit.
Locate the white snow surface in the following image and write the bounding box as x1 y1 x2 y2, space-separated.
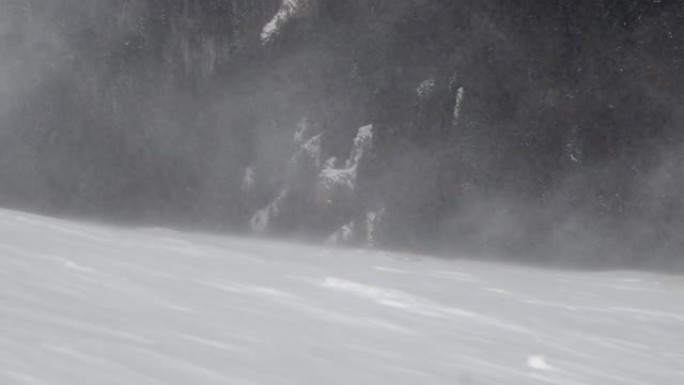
0 208 683 384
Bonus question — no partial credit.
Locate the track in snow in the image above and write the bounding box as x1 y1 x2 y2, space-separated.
0 209 682 384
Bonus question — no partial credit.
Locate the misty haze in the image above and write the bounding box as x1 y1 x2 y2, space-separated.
0 1 683 384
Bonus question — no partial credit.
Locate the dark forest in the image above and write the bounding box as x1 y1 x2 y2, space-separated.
1 0 683 268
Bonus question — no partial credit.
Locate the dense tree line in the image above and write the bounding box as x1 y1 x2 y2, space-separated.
0 0 682 267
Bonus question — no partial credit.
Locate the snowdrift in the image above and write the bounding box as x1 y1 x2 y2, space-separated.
0 209 682 384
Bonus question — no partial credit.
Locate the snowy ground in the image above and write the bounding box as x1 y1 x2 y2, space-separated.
0 209 682 385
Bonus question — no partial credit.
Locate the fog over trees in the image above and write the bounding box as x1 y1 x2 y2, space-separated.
0 0 682 268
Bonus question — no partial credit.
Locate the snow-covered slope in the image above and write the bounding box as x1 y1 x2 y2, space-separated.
0 209 682 385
